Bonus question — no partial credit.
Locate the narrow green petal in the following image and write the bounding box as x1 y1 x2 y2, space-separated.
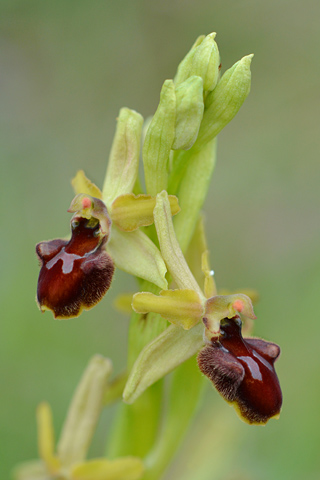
102 108 144 207
71 457 144 480
123 322 204 404
143 80 176 195
57 356 112 467
107 227 168 289
72 170 103 199
172 76 204 151
132 289 204 330
153 191 203 297
110 193 180 232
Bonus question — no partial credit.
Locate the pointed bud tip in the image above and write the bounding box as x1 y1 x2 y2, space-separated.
242 53 254 65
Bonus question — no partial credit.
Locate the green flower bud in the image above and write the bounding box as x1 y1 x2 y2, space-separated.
172 76 204 151
174 35 205 86
174 33 220 93
102 108 143 208
143 79 176 196
189 32 220 92
194 54 253 149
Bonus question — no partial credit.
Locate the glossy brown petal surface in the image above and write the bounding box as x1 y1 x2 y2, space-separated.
36 217 114 319
197 316 282 424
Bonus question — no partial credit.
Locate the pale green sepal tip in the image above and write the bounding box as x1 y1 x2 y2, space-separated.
143 79 176 196
194 54 253 149
123 322 204 404
102 108 143 208
107 226 168 290
172 76 204 151
174 35 205 86
189 32 220 92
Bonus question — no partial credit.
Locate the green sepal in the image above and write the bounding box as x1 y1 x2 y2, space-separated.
153 191 203 297
143 80 176 195
123 322 204 404
194 54 253 149
102 108 143 208
172 76 204 151
107 227 168 289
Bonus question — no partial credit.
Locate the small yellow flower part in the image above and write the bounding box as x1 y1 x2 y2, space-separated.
71 457 144 480
110 193 180 232
14 356 144 480
132 289 205 330
72 170 103 200
36 403 60 475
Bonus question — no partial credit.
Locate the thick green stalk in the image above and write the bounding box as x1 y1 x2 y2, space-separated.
142 356 205 480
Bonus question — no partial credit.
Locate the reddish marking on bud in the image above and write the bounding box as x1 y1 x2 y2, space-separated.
197 316 282 425
36 217 114 319
82 197 91 209
233 300 244 312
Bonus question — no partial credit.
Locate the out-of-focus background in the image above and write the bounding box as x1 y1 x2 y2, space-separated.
1 1 319 478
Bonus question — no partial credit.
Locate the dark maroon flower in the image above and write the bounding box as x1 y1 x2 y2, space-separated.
36 215 114 319
197 316 282 424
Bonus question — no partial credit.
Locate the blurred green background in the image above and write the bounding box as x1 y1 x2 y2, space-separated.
1 0 319 478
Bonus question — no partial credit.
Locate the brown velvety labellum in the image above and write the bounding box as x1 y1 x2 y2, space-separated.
197 316 282 424
36 217 114 319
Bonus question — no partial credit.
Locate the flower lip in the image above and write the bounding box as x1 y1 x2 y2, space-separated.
198 315 282 424
36 216 114 319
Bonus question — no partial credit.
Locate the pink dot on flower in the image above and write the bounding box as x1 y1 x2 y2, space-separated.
82 197 91 209
233 300 244 312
